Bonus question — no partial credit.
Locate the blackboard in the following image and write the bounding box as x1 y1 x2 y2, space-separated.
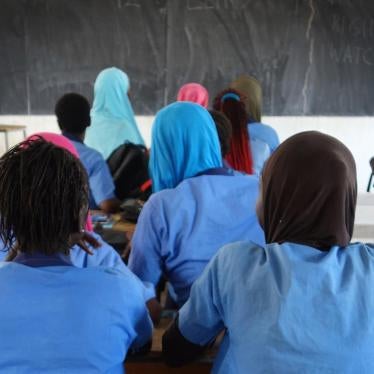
1 0 374 115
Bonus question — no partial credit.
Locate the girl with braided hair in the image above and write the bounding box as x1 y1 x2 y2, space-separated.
0 138 152 372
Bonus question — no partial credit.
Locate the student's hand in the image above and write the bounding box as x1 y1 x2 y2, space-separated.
146 297 162 325
69 230 101 255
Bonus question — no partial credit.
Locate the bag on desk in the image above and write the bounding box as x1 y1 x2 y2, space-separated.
107 142 151 201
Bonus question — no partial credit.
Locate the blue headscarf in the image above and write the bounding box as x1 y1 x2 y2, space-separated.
150 102 222 192
85 67 145 159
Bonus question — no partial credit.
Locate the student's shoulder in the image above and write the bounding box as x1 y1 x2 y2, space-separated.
249 122 278 137
345 242 374 261
212 241 266 272
82 143 106 162
197 173 260 194
144 186 182 209
84 264 145 300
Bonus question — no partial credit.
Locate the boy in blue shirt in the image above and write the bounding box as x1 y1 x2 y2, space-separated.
55 93 120 213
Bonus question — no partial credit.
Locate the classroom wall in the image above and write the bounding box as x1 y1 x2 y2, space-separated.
0 115 372 193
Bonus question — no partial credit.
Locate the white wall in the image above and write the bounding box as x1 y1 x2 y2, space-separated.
0 115 373 192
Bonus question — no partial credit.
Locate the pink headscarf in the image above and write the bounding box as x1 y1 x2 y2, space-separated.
177 83 209 108
26 132 93 232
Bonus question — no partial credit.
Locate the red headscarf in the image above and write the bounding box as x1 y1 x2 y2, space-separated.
177 83 209 108
26 132 93 232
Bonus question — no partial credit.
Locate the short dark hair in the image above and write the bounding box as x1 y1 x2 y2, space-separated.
0 139 89 255
209 110 232 157
55 93 91 134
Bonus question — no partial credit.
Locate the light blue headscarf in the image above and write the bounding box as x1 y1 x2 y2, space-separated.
85 67 145 159
150 102 222 192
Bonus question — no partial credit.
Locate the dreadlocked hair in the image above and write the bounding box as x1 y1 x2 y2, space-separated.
213 88 253 174
0 138 89 255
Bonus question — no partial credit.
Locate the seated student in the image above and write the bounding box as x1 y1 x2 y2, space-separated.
0 132 156 309
0 139 152 372
128 102 265 317
177 82 209 108
85 67 145 160
230 75 280 175
55 93 120 213
163 131 374 373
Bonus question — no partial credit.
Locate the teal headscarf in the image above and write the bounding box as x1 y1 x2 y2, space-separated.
85 67 145 159
150 102 222 192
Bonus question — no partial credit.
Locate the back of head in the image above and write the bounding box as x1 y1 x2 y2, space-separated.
150 102 222 192
230 74 262 122
213 89 253 174
260 131 357 249
91 67 132 119
55 93 91 134
0 139 89 255
177 83 209 108
209 110 232 157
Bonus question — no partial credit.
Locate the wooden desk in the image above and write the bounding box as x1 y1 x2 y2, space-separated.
112 213 136 235
0 124 27 150
125 317 213 373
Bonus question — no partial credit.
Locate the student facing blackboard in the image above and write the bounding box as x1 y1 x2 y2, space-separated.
0 138 152 372
163 131 374 373
128 102 265 319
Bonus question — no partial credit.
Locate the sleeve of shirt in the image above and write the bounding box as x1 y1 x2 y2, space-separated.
177 252 225 345
69 232 124 269
128 198 164 292
129 279 154 350
70 232 156 301
89 154 116 205
267 127 280 153
162 251 225 366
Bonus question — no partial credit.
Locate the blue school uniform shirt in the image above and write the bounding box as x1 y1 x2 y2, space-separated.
0 232 155 301
0 259 152 373
128 172 265 306
63 132 116 209
178 241 374 373
248 122 280 175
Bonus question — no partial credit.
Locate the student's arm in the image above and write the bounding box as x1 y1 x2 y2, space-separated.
90 155 120 213
128 198 164 291
146 297 162 325
267 126 280 152
162 252 225 366
130 299 154 352
128 198 165 323
129 277 154 352
99 197 121 213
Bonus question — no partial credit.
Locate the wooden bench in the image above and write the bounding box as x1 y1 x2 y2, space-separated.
125 317 213 373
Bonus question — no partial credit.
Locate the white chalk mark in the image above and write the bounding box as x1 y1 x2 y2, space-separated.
302 0 315 113
184 26 194 81
119 0 140 8
306 0 315 39
26 74 31 114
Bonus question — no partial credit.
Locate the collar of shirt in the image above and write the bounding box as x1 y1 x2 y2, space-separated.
195 167 235 177
62 131 84 144
12 251 74 267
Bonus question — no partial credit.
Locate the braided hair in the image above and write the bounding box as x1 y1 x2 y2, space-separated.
0 139 89 255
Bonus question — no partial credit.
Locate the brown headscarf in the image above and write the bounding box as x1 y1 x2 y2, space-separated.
230 75 262 122
260 131 357 250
